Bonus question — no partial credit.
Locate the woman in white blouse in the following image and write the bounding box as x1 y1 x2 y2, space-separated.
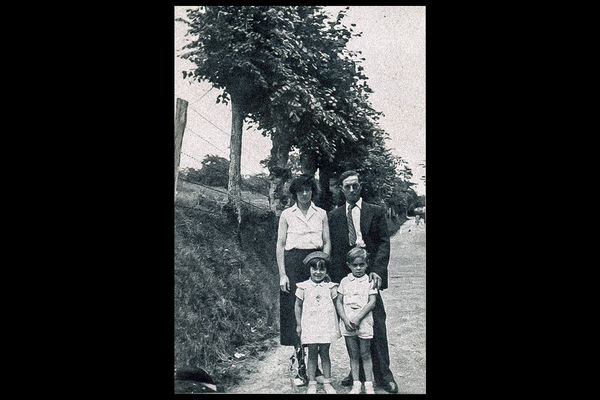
276 175 331 386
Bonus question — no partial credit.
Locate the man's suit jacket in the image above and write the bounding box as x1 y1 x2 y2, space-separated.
328 201 391 290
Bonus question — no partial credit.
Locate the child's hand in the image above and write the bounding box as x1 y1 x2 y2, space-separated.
349 316 361 329
296 326 302 338
343 319 355 331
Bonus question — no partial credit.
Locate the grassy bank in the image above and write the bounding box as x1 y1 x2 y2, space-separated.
175 180 280 391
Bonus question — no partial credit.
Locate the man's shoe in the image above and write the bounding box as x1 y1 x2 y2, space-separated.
382 380 399 393
340 373 354 386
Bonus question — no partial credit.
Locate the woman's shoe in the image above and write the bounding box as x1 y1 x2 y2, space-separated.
315 368 325 384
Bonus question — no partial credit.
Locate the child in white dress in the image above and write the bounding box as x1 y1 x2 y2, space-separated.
295 251 341 394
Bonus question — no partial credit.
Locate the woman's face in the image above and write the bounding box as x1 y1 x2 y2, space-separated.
296 185 312 205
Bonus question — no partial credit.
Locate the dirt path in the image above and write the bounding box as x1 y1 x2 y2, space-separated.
228 222 426 394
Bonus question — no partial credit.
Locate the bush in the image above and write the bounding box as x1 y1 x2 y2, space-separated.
199 155 230 188
181 155 230 188
242 173 270 197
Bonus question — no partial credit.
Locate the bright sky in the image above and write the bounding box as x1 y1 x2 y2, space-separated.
175 6 425 195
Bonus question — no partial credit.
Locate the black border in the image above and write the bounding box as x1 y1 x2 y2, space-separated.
48 0 524 396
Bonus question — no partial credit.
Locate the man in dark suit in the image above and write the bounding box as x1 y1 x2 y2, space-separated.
328 170 398 393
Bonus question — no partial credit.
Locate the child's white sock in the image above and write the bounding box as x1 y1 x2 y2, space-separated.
350 381 362 394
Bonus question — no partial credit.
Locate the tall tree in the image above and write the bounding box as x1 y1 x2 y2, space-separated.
180 6 355 215
180 6 298 219
180 6 404 215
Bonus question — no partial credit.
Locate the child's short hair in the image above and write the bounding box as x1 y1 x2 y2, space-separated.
346 247 368 263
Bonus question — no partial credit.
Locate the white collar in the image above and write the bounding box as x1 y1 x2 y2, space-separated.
346 198 363 211
347 272 368 282
291 202 318 212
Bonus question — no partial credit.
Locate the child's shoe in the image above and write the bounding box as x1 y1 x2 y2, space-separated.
364 381 375 394
307 381 318 394
349 381 362 394
322 379 337 394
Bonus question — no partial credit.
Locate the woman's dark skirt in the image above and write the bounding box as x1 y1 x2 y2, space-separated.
280 248 319 346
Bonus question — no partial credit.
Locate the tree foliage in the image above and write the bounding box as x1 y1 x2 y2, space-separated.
179 6 417 212
180 7 371 175
181 154 230 188
242 173 270 197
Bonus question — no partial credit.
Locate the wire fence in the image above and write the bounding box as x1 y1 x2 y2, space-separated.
177 176 272 213
178 158 270 202
176 92 271 209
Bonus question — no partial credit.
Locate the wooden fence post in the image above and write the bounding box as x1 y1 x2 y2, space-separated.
175 98 188 200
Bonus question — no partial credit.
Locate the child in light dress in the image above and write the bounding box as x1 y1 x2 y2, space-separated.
335 247 378 394
295 251 341 394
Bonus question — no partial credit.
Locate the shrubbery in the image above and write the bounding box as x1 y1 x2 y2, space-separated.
181 155 230 188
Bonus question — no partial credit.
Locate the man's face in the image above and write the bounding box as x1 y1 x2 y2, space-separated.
341 175 361 204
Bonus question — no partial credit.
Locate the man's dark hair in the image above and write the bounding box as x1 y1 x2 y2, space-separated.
338 170 360 186
288 175 320 202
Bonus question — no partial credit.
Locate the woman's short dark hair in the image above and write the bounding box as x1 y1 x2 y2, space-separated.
288 175 320 202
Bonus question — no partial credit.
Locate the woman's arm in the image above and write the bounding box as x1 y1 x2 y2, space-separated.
322 213 331 256
276 215 289 292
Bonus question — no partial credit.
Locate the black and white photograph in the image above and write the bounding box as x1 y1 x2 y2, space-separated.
174 5 425 394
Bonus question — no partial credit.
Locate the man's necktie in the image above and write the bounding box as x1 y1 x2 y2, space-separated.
347 204 357 246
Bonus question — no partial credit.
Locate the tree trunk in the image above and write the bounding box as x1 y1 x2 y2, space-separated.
299 151 317 176
228 97 244 226
268 132 292 216
316 163 333 211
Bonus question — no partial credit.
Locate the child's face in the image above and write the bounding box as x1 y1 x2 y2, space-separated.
310 261 327 283
347 256 368 278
